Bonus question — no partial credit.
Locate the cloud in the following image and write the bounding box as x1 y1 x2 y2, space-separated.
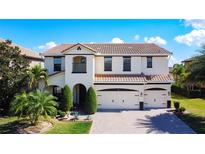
111 37 124 43
184 19 205 29
175 29 205 46
38 41 57 50
144 36 167 45
134 35 140 41
169 56 181 67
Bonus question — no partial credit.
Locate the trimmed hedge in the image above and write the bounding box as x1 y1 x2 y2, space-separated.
84 87 97 114
59 85 73 112
171 84 205 98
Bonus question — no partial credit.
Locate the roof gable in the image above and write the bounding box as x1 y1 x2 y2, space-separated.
61 43 96 55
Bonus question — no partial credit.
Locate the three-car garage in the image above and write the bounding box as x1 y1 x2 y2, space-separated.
96 87 169 110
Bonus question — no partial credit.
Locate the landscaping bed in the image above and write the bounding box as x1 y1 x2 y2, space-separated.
172 93 205 134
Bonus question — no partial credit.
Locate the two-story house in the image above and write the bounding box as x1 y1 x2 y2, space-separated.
41 43 173 110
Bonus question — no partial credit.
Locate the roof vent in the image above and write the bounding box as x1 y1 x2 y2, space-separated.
77 46 81 50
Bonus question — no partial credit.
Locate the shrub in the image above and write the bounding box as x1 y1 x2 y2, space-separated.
59 85 73 112
10 90 57 125
84 87 97 114
58 110 66 117
179 106 186 113
174 101 180 111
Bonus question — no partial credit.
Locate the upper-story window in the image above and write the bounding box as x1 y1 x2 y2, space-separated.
104 56 112 71
147 56 153 68
72 56 86 73
123 56 131 71
54 57 61 71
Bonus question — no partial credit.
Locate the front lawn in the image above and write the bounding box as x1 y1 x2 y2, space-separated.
45 121 92 134
0 117 92 134
172 93 205 134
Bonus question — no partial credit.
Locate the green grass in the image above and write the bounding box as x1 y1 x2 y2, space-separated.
0 117 26 134
45 121 92 134
0 116 18 125
172 93 205 134
0 116 92 134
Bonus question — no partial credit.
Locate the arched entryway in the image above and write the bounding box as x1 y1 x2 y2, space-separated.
73 84 86 109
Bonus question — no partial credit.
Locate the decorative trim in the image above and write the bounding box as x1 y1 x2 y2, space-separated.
64 53 94 55
94 83 144 85
145 88 167 91
98 88 139 91
146 83 171 85
72 72 87 74
44 55 64 57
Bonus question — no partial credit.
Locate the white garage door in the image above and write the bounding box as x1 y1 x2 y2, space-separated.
97 90 139 109
144 90 167 108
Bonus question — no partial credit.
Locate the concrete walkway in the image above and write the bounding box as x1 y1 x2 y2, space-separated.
90 109 195 134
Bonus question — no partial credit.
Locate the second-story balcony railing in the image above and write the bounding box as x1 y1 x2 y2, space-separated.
72 63 86 73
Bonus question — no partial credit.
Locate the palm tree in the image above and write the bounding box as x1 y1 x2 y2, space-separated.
28 64 48 90
172 64 186 84
11 90 57 125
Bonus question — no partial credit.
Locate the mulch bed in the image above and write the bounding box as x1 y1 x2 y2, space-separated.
17 121 53 134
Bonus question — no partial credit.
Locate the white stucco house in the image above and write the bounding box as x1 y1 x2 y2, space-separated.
41 43 173 110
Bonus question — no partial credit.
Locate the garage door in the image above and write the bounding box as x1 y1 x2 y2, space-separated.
144 90 167 108
97 90 139 109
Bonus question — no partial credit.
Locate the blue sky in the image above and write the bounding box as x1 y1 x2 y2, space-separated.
0 19 205 66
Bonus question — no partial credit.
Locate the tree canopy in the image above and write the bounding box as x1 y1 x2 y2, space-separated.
28 64 48 90
0 40 30 114
186 45 205 84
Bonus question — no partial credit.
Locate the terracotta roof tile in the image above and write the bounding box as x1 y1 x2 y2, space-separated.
44 43 171 55
95 74 173 83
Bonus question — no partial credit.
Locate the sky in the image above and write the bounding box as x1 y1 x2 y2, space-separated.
0 19 205 66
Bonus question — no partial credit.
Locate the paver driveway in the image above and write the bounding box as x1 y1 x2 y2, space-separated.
90 109 195 134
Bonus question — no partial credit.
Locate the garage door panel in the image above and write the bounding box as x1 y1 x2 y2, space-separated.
144 91 167 108
97 91 139 109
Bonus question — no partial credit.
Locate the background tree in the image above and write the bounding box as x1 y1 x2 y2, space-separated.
11 90 57 125
186 45 205 85
28 64 48 90
59 85 73 113
0 40 30 114
172 64 186 84
84 87 97 114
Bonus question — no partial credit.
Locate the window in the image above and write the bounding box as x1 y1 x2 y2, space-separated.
54 57 61 71
72 56 86 73
53 86 62 95
123 56 131 71
147 57 152 68
104 56 112 71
